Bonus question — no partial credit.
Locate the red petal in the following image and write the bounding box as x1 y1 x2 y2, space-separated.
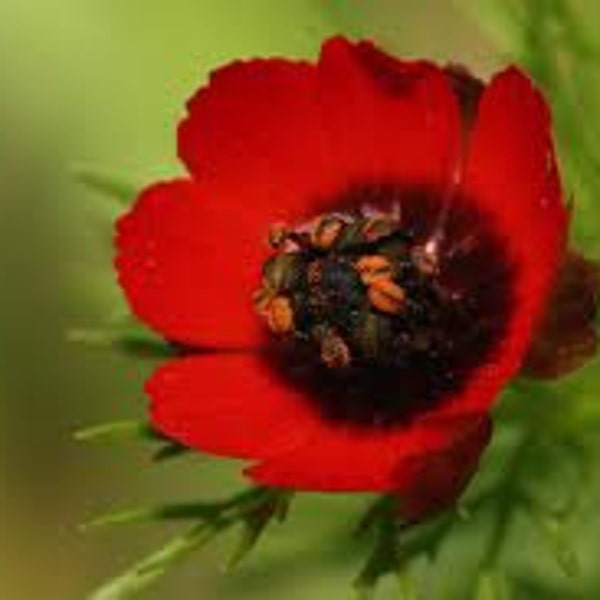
147 350 488 495
247 411 486 492
178 38 462 220
147 354 317 460
115 180 268 347
178 58 336 217
439 68 569 415
317 37 462 191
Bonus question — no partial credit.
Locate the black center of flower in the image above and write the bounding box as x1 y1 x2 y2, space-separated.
254 184 515 429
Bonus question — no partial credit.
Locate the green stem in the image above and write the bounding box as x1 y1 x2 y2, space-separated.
89 521 227 600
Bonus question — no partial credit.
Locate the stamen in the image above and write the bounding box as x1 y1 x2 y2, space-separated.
256 184 514 428
319 329 352 369
265 296 295 335
355 255 393 285
367 277 407 315
424 160 463 257
252 285 274 313
363 217 396 242
311 216 346 250
268 222 289 249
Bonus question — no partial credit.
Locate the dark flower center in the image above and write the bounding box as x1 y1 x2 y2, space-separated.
254 184 515 428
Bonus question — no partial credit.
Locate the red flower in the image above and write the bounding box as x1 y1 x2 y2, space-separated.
115 38 569 521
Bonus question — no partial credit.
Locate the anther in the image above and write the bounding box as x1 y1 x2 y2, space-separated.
252 284 274 313
355 255 393 285
268 222 289 249
320 329 352 369
368 277 407 315
263 254 299 292
311 216 346 250
265 296 295 335
361 217 397 243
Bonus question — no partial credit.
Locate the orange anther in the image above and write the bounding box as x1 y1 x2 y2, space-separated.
268 222 289 249
252 284 274 313
356 255 393 285
361 217 396 242
266 296 295 335
311 217 345 250
368 277 406 315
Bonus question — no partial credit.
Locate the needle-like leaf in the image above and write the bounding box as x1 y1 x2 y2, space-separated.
72 164 138 207
89 522 226 600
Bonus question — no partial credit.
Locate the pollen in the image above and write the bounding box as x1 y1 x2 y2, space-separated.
355 255 393 285
320 329 352 368
254 184 514 427
367 277 406 315
311 216 346 250
265 296 295 335
268 222 289 249
255 204 423 369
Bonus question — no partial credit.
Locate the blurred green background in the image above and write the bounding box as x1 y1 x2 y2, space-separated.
1 1 599 598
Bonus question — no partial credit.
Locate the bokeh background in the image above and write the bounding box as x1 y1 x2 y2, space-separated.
1 1 599 598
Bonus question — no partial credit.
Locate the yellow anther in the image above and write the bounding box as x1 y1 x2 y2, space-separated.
368 277 406 315
355 255 393 285
265 296 295 335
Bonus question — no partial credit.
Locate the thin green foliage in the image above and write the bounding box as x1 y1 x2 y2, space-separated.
86 488 287 599
72 164 138 209
75 421 157 444
89 522 224 600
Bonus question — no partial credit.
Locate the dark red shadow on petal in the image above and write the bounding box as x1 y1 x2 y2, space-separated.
395 415 492 522
264 184 515 430
523 250 599 378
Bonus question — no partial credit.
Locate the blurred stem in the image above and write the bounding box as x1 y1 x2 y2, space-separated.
479 427 531 572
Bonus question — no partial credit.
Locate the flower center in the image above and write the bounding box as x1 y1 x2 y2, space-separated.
254 184 515 428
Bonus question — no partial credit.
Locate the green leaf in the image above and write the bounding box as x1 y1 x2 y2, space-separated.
225 512 272 572
88 522 226 600
529 512 581 578
71 163 138 207
475 570 511 600
354 583 376 600
274 491 294 523
67 328 175 359
225 491 292 571
83 488 277 533
396 569 418 600
151 442 190 462
355 495 396 537
353 516 401 596
81 501 224 531
74 421 157 444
